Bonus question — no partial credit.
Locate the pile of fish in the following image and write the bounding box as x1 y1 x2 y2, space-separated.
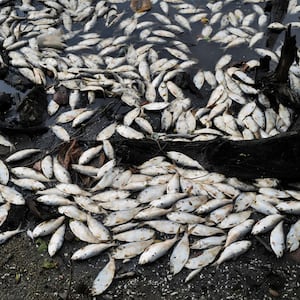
1 0 300 296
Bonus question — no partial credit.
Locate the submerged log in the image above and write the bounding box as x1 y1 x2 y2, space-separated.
256 25 299 109
113 132 300 180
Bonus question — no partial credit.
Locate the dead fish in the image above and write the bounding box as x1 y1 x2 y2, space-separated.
58 205 87 221
167 151 203 169
11 167 50 182
32 216 65 238
167 211 205 224
188 223 224 237
139 234 178 264
225 219 255 247
96 123 117 141
286 220 300 252
251 214 284 235
170 230 190 275
142 220 183 234
36 194 74 206
270 221 285 258
0 134 15 151
41 155 53 179
0 224 23 245
276 201 300 215
78 145 103 165
150 193 187 208
72 109 96 127
100 198 139 211
69 220 100 244
215 240 252 265
185 246 222 269
218 211 252 229
92 189 131 202
87 214 110 242
48 224 66 257
71 243 115 260
104 208 142 227
135 207 172 220
0 184 25 205
112 239 154 260
91 255 115 296
56 183 91 196
116 125 144 139
191 235 226 250
11 178 46 191
0 160 9 185
113 228 155 242
6 148 41 163
0 202 10 227
56 108 87 124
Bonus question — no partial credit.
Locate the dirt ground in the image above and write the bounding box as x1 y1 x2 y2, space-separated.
1 229 300 300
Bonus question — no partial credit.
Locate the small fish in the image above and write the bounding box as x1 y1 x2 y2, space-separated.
112 239 154 260
104 208 142 227
185 246 222 269
286 220 300 252
167 211 205 224
87 214 111 242
71 243 115 260
251 214 284 235
6 148 41 163
91 255 115 296
0 202 10 227
51 125 70 142
0 160 9 185
11 167 50 182
225 219 255 247
11 178 46 191
0 134 14 151
58 205 88 221
167 151 203 169
48 224 66 257
69 220 100 244
170 231 190 275
41 155 53 179
270 221 285 258
142 220 183 235
113 228 155 242
215 240 252 265
72 109 96 127
78 145 103 165
0 224 23 245
139 234 178 265
276 201 300 215
218 211 252 229
191 235 226 250
116 125 144 139
0 184 25 205
56 183 91 196
36 195 74 206
96 123 117 141
53 157 71 184
32 216 65 238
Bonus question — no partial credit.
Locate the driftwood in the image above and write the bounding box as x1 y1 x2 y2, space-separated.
265 0 289 49
114 24 300 180
256 25 299 109
113 131 300 180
